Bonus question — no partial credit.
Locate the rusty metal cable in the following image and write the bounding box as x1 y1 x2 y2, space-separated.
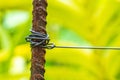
29 0 48 80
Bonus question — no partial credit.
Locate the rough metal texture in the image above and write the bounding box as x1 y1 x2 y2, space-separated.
31 0 47 80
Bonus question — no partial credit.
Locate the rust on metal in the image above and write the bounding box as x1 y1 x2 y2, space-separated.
31 0 47 80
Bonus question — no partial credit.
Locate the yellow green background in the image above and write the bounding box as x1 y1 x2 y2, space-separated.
0 0 120 80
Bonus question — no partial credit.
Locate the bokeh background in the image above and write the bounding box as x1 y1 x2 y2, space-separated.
0 0 120 80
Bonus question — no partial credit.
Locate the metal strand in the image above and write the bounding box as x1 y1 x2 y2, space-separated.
54 46 120 50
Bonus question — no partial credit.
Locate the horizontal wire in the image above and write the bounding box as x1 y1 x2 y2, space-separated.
26 30 120 50
53 46 120 50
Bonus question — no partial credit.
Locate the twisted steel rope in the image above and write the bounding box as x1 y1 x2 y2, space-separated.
30 0 47 80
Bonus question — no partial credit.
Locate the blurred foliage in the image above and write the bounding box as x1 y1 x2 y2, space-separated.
0 0 120 80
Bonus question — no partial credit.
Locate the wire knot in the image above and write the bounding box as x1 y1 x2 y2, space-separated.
26 30 55 49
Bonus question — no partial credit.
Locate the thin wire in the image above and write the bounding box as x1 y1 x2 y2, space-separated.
26 29 120 50
42 43 120 50
54 46 120 50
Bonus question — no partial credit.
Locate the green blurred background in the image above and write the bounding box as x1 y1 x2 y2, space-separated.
0 0 120 80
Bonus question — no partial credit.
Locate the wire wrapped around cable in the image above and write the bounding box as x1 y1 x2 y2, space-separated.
26 30 49 47
26 30 120 50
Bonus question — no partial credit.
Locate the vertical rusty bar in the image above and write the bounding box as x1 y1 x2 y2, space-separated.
31 0 47 80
